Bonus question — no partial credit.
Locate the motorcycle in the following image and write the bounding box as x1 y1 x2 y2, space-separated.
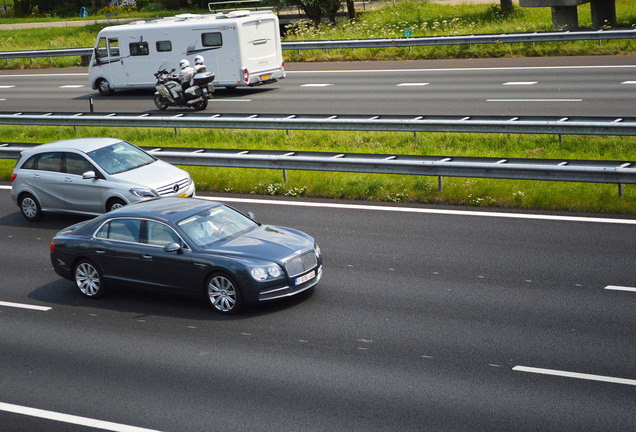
153 63 215 111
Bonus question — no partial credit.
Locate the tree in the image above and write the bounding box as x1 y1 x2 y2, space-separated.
272 0 343 26
500 0 513 14
345 0 355 21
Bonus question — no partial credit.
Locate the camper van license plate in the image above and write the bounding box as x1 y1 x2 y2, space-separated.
261 74 271 80
178 192 187 197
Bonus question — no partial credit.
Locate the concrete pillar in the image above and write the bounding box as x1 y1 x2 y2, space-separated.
591 0 616 28
551 6 579 30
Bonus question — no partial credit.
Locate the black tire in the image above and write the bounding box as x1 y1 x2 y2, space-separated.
19 193 43 222
205 273 242 314
154 94 168 110
97 79 114 96
106 198 126 212
192 98 208 111
74 259 105 298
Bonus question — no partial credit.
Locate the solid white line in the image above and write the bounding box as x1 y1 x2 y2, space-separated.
0 301 51 311
212 99 251 102
0 186 633 225
604 285 636 293
513 366 636 386
502 81 537 85
487 98 582 102
59 84 85 88
301 83 333 87
621 81 636 85
287 65 636 75
397 82 429 86
0 73 88 78
0 85 15 88
201 196 636 225
0 402 164 432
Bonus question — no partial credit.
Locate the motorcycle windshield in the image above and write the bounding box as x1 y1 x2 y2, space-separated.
157 62 175 75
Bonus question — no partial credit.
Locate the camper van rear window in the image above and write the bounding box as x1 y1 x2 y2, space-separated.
130 42 149 56
202 32 223 47
156 41 172 52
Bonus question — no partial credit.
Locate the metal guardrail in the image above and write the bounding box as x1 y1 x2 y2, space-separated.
1 28 635 61
0 48 92 60
0 112 634 137
1 142 634 187
282 28 636 51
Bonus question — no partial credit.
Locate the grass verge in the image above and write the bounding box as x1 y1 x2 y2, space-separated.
1 1 635 69
0 126 633 214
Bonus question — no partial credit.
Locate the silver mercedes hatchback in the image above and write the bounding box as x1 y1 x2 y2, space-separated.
10 138 196 221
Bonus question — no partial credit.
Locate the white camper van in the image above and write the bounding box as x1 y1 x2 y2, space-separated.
89 10 285 95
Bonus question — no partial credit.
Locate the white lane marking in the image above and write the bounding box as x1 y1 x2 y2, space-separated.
213 98 252 102
287 65 636 74
513 366 636 386
301 83 333 87
502 81 537 85
397 82 429 86
0 85 15 88
200 196 636 225
0 402 165 432
0 186 633 225
0 301 51 311
487 98 582 102
0 73 88 78
59 84 85 88
621 81 636 84
605 285 636 293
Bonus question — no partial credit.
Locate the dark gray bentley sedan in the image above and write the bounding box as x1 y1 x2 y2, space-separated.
50 197 322 314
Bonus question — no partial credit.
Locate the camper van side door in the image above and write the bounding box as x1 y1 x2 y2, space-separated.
106 37 127 87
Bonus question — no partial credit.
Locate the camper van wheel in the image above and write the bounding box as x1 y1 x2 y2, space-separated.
154 94 169 110
97 79 114 96
192 99 208 111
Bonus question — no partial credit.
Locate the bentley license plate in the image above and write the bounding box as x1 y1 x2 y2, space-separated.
295 270 315 286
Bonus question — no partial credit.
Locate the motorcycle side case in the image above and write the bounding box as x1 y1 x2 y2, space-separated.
193 71 215 86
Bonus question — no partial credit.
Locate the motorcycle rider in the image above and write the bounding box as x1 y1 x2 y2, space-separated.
193 55 207 74
177 59 194 92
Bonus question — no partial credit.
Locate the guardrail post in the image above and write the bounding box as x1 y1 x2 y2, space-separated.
283 169 288 182
618 183 623 198
438 176 443 192
89 96 94 113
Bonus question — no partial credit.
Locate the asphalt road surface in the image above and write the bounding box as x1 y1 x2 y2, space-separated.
0 186 634 431
1 56 636 116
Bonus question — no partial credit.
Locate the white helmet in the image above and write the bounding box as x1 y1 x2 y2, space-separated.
194 55 204 65
179 59 190 69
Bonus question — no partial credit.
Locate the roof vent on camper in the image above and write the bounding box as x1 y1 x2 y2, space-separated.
227 10 251 18
174 13 202 21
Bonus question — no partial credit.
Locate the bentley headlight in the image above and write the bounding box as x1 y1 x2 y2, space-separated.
251 267 268 281
251 265 283 281
267 265 282 278
314 243 321 258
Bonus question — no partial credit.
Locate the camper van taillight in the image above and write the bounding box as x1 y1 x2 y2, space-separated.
242 68 249 83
